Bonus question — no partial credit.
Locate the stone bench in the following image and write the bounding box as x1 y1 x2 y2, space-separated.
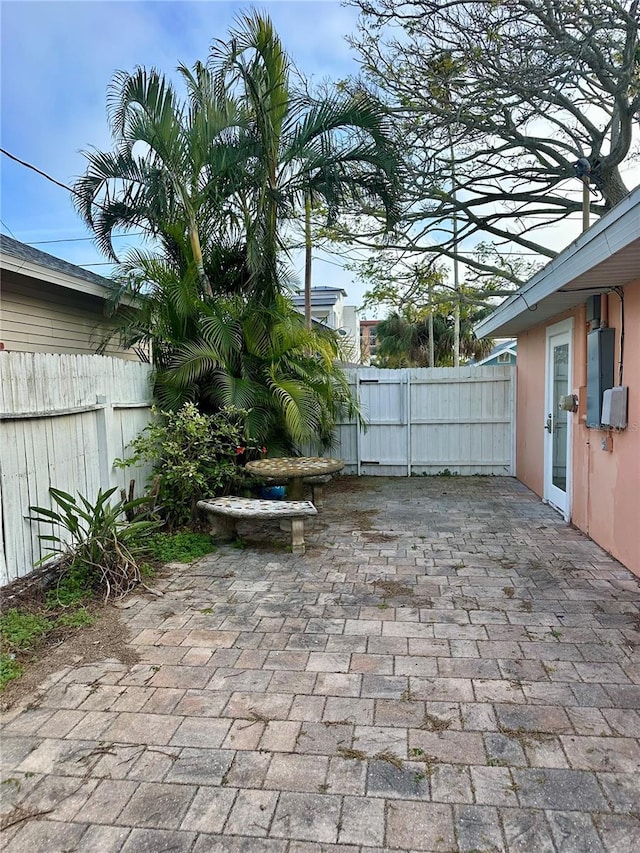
197 496 318 555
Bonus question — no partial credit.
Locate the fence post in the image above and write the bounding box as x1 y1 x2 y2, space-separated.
406 370 412 478
95 394 115 492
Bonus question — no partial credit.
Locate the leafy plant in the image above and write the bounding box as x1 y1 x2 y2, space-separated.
145 532 216 563
28 486 161 600
0 602 95 691
116 403 257 529
0 656 24 690
159 296 361 451
55 608 95 629
0 609 52 690
45 563 94 608
0 609 51 650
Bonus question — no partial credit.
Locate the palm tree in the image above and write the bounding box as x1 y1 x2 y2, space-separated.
376 307 493 368
73 64 245 298
156 295 358 451
75 15 388 449
210 12 401 314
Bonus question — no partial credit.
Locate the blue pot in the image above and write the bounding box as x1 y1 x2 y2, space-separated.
260 485 286 500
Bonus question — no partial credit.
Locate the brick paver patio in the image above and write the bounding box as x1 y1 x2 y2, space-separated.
2 476 639 852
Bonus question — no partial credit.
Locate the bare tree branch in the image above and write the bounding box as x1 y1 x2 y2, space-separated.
345 0 639 290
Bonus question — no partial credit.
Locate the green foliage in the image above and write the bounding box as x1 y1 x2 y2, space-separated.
146 532 217 563
0 602 94 691
75 11 400 312
45 563 94 608
0 656 24 689
0 609 51 650
117 403 254 528
158 297 360 451
73 12 389 455
28 486 161 600
55 608 95 629
139 562 155 578
375 303 493 368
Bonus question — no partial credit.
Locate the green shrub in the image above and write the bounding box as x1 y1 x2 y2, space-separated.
29 486 161 600
116 403 259 528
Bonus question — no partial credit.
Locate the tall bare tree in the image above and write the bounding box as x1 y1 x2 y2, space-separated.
347 0 640 285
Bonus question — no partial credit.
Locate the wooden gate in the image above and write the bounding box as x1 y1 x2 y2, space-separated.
337 366 515 477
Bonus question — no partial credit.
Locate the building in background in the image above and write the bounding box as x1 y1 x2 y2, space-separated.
291 286 360 363
473 339 517 367
359 319 381 365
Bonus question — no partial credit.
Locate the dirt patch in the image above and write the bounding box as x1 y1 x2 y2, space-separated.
370 579 433 610
372 580 414 597
349 509 379 531
0 603 138 713
363 532 398 543
331 476 371 494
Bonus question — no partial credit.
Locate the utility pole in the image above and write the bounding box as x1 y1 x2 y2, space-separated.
582 178 590 232
428 278 435 368
450 136 460 367
573 157 592 233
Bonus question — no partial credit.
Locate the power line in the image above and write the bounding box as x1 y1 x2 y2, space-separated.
30 233 145 245
0 148 151 232
0 219 17 239
1 147 77 195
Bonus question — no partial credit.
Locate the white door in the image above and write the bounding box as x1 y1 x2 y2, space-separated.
544 320 573 518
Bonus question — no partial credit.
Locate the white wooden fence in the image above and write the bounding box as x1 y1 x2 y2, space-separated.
331 366 515 477
0 352 154 586
0 357 514 587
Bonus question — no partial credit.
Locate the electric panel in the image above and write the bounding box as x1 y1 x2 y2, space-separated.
586 327 615 427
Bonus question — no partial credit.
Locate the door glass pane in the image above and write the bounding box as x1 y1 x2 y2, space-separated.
552 343 569 491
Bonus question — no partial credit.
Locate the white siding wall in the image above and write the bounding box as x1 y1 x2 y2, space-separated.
0 352 154 586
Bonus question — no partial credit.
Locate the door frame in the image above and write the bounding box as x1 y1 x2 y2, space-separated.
544 318 573 520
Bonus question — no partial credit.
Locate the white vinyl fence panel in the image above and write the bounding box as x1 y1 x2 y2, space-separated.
0 352 154 586
336 366 515 477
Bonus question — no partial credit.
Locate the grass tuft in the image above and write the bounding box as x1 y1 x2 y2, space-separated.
145 532 217 563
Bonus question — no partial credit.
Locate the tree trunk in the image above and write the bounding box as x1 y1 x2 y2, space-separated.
304 192 312 330
189 226 213 299
596 164 629 210
428 280 435 368
453 298 460 368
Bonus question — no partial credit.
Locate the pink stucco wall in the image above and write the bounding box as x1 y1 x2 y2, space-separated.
516 280 640 577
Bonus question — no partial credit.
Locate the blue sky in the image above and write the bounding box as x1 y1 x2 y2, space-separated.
1 0 374 306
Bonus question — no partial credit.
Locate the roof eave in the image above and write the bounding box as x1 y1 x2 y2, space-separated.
475 185 640 339
2 253 110 299
0 253 140 308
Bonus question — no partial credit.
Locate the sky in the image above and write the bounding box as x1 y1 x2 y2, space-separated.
0 0 376 310
2 1 639 322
